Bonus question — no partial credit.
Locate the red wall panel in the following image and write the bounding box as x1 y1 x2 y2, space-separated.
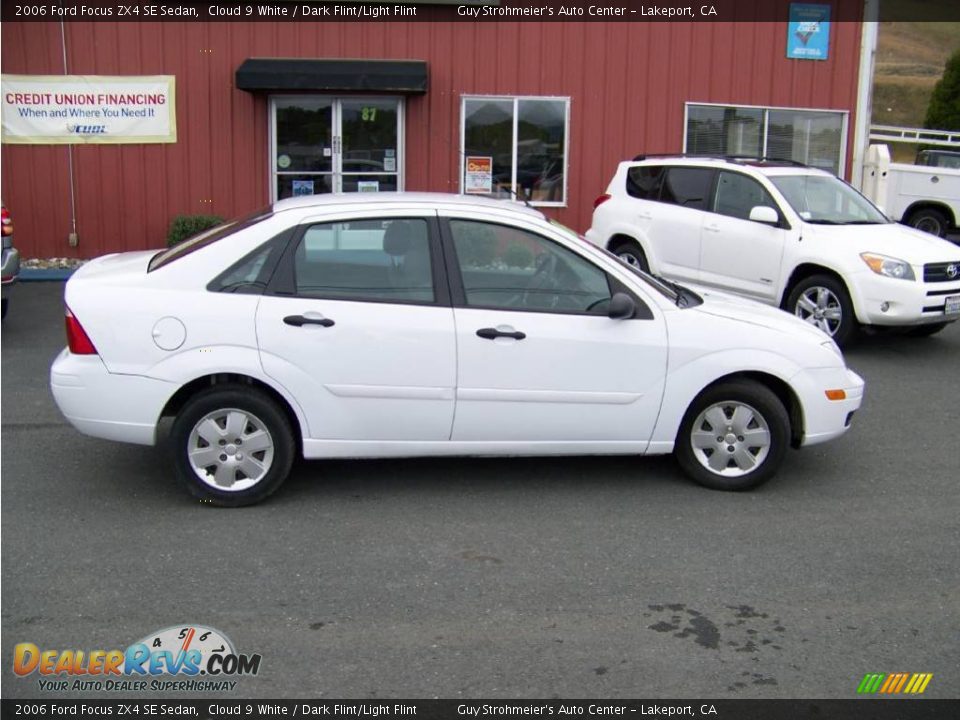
1 8 863 259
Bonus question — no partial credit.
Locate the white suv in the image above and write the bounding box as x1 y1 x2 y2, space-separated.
586 157 960 345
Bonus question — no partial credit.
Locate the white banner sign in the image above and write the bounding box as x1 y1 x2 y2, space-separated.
1 75 176 145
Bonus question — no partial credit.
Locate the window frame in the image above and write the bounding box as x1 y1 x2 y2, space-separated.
438 217 652 319
459 95 571 208
710 169 791 229
683 101 849 176
265 214 452 308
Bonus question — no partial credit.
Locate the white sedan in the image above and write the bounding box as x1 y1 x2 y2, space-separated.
50 193 864 506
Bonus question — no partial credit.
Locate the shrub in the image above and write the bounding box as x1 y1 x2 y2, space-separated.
167 214 225 247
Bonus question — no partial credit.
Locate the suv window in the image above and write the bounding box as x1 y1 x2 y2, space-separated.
449 220 611 314
626 166 665 200
712 171 780 222
294 218 434 303
660 167 713 210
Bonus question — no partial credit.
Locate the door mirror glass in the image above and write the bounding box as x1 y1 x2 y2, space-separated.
607 292 636 320
748 205 779 225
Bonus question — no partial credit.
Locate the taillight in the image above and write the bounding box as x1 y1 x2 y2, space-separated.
593 194 611 209
65 307 98 355
1 206 11 236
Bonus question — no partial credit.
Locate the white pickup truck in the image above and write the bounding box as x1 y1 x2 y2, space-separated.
885 150 960 238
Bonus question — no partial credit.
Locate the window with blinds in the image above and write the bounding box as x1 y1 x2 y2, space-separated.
685 103 847 175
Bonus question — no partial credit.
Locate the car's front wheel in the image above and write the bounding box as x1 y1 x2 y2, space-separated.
787 274 859 347
170 385 295 507
675 381 789 491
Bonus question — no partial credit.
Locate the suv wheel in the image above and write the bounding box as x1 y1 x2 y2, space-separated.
675 380 789 491
787 274 859 347
610 241 649 273
170 385 295 507
906 208 949 238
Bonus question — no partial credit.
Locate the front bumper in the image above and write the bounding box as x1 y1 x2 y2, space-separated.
792 366 865 447
50 348 177 446
849 270 960 326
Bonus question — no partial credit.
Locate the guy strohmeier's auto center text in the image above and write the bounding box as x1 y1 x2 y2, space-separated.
9 4 720 21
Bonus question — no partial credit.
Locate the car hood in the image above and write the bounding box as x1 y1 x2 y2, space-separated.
687 285 829 344
802 222 960 265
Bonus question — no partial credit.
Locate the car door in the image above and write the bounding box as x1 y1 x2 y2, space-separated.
650 166 715 283
442 215 669 446
255 212 457 442
699 170 789 302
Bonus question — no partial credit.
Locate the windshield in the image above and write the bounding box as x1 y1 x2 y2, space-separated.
770 174 889 225
547 220 680 301
148 207 273 272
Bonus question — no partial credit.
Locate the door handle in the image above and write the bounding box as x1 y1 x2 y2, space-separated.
476 327 526 341
284 314 335 328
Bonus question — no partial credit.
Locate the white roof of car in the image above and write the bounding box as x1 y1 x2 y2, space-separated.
623 156 834 177
272 192 546 218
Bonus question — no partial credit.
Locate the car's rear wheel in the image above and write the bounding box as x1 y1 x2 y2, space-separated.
787 274 859 347
170 385 295 507
905 207 949 238
610 241 650 273
675 381 789 491
906 322 950 338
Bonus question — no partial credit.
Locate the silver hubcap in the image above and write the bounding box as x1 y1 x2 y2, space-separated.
187 408 274 492
618 252 641 268
690 401 771 478
795 286 842 336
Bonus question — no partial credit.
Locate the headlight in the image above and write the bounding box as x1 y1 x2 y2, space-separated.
860 252 915 280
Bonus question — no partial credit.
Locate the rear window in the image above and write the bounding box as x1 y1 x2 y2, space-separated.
148 207 273 272
626 166 665 200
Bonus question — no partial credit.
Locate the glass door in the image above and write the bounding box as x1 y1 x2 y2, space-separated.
271 97 402 200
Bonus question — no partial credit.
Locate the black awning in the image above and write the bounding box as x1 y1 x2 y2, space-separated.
235 58 428 93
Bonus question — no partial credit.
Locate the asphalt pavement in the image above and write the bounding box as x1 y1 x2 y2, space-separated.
1 282 958 699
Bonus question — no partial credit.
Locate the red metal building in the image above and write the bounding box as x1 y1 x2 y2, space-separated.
1 7 866 259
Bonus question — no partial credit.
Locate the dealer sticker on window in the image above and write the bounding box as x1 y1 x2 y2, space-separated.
945 295 960 315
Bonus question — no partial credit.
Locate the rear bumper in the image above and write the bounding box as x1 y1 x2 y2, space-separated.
793 367 865 447
50 349 177 446
1 246 20 289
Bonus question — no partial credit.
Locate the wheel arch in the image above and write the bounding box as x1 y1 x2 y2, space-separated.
902 201 955 229
780 263 862 320
159 373 305 455
607 232 655 270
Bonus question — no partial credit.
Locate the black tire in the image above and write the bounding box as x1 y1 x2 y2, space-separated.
169 385 295 507
610 240 650 273
786 274 859 347
906 322 950 338
675 380 790 491
906 208 949 238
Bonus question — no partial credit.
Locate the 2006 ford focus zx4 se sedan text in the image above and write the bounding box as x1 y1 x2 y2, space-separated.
50 194 864 506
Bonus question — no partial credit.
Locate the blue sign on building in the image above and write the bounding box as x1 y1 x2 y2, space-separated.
787 3 831 61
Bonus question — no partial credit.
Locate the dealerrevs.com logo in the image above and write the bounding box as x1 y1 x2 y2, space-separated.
13 624 262 692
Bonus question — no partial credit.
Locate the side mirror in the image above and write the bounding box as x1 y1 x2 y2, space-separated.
608 292 636 320
748 205 779 226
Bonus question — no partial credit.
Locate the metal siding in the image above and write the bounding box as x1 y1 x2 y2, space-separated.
2 9 862 259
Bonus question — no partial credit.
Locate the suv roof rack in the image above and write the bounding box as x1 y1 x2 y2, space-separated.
631 153 809 168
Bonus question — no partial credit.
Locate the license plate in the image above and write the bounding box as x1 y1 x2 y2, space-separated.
945 295 960 315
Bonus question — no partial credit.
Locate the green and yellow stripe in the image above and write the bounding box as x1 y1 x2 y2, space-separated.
857 672 933 694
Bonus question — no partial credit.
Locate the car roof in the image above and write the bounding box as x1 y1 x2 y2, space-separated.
271 192 546 219
621 156 835 178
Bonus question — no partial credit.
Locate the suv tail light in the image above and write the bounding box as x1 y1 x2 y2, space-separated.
1 206 12 236
65 307 98 355
593 193 611 209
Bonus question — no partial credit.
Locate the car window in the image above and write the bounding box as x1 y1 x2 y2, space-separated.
713 171 779 222
294 218 434 303
660 167 713 210
148 207 273 272
626 166 665 200
449 220 611 314
209 233 288 294
770 175 888 224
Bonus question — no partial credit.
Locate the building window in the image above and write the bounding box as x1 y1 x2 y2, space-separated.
461 96 569 206
685 103 847 175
